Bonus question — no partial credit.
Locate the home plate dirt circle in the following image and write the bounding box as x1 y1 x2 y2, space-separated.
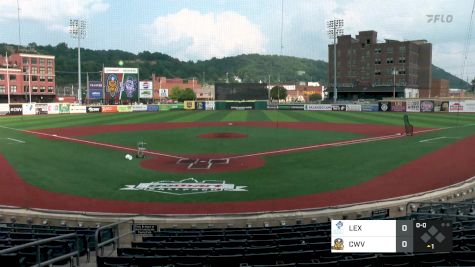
140 154 265 173
198 132 248 139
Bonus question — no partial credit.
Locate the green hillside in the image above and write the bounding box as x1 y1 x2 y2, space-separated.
0 42 469 89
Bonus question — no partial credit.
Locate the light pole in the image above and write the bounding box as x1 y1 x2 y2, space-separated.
69 19 86 104
393 66 397 98
326 19 344 103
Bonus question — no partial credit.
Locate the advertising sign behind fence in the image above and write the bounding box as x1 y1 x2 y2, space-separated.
70 105 87 114
0 104 9 115
390 101 406 112
420 100 435 112
47 103 60 115
9 104 23 115
406 100 420 112
22 103 36 115
361 104 379 112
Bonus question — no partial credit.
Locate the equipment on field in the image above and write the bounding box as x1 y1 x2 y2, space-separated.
136 141 147 158
125 154 133 160
404 114 413 136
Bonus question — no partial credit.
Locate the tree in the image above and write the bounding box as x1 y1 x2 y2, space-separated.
169 86 196 102
309 93 322 102
181 88 196 101
169 86 182 101
270 86 287 100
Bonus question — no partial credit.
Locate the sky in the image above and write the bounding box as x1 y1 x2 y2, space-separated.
0 0 474 81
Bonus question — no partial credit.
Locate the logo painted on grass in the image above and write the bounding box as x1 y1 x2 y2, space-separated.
120 178 247 195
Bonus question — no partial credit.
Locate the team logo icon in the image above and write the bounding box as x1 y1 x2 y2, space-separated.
106 74 119 97
332 238 344 250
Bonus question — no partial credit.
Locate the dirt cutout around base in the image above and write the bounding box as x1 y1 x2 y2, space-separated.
198 132 248 139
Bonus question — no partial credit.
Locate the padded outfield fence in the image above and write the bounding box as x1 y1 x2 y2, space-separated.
0 99 474 116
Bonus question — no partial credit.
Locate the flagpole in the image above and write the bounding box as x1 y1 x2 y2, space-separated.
6 52 10 105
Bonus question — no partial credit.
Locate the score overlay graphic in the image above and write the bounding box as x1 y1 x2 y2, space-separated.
331 220 452 253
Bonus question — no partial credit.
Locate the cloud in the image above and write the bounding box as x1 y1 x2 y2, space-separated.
145 9 266 60
0 0 109 28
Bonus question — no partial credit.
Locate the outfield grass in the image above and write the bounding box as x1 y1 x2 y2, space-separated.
0 111 474 203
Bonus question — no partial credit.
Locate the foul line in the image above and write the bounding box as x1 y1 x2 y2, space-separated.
1 123 474 161
6 138 26 144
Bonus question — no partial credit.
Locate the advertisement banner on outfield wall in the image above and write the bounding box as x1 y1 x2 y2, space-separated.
390 101 406 112
0 104 9 115
361 104 379 112
195 102 205 110
420 100 434 112
36 104 48 114
102 106 118 113
379 102 390 112
406 100 420 112
449 101 465 112
88 81 103 100
147 105 159 112
86 106 102 113
184 101 196 110
279 104 305 110
205 101 215 110
346 104 362 112
304 104 332 111
117 105 133 112
132 105 147 112
9 104 23 115
59 103 70 114
70 105 87 114
440 101 450 112
22 103 36 115
47 103 60 115
331 105 347 111
139 81 153 99
466 100 475 112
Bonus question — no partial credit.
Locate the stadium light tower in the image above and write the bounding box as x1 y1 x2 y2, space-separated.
69 19 86 104
326 19 344 103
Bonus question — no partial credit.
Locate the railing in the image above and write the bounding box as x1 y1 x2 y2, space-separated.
406 201 475 216
95 219 135 262
0 232 81 267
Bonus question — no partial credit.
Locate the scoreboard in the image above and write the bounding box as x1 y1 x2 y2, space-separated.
331 220 452 253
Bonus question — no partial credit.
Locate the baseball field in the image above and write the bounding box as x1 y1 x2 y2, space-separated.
0 110 474 214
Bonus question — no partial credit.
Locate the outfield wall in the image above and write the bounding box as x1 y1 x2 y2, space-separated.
1 99 475 116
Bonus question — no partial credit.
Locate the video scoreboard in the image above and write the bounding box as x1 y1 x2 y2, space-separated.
331 220 452 253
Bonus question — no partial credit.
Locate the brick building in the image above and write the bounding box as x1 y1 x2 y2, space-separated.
151 75 200 100
328 30 432 100
428 79 449 98
0 53 56 103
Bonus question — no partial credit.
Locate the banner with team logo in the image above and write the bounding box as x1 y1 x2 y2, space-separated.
406 100 420 112
379 102 390 112
139 81 153 99
59 103 70 114
22 103 36 115
104 67 139 104
8 104 23 115
360 104 379 112
184 101 196 110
